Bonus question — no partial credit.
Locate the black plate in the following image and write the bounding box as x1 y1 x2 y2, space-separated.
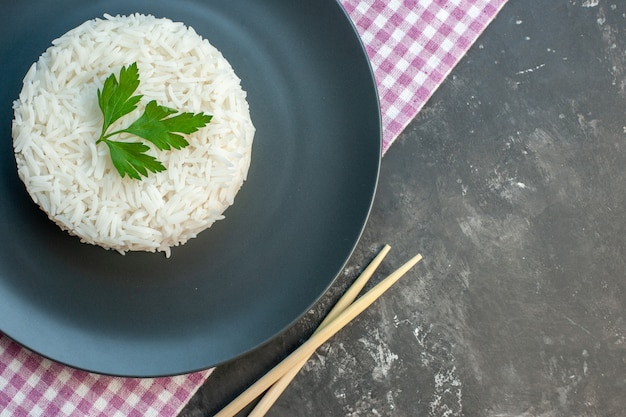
0 0 380 377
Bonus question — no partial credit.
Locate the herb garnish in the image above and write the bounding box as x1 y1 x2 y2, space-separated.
96 62 212 180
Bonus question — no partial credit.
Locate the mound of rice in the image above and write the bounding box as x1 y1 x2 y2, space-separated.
12 14 255 257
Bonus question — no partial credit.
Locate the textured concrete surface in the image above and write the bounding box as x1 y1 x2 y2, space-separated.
180 0 626 415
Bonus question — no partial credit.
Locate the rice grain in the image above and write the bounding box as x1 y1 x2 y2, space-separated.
12 14 255 257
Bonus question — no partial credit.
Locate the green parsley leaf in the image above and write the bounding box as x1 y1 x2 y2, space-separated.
121 100 213 151
101 139 166 180
95 63 212 180
97 62 143 136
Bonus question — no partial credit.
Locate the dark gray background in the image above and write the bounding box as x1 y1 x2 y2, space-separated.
182 0 626 415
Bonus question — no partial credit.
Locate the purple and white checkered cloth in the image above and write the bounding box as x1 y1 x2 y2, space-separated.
344 0 508 153
0 0 506 415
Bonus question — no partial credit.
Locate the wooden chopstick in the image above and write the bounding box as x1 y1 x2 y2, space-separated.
214 249 423 417
248 244 392 417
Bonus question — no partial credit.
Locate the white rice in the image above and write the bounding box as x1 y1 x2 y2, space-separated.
12 14 255 257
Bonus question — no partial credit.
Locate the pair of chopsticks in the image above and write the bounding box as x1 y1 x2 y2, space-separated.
215 244 423 417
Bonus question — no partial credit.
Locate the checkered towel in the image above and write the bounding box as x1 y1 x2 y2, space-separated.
0 0 506 415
